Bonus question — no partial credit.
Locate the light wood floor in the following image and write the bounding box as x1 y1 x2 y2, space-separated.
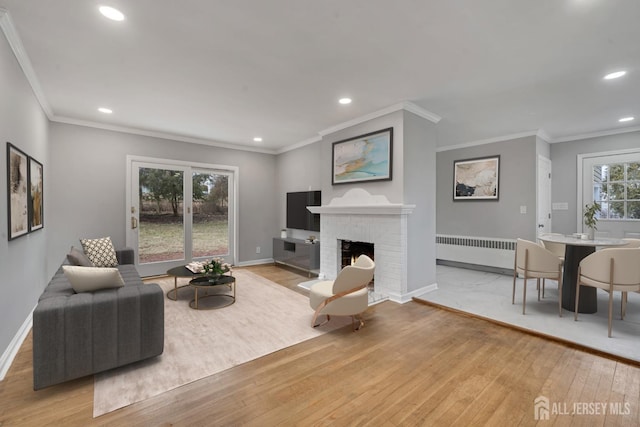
2 264 640 426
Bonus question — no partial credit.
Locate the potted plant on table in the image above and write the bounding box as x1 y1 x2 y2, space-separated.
202 257 232 281
583 201 601 240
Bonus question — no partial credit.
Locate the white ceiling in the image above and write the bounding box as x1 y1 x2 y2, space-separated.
1 1 639 153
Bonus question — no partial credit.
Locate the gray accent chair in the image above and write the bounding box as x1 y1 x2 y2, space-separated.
33 248 164 390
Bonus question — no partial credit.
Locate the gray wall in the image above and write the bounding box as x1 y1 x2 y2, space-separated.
550 130 640 234
320 111 405 204
275 141 322 241
436 136 537 240
0 31 49 365
48 123 278 275
403 111 437 291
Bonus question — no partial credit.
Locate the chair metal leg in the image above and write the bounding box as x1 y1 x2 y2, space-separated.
608 290 614 338
574 275 581 321
512 271 517 304
622 292 627 320
522 277 527 315
312 313 330 328
351 315 364 331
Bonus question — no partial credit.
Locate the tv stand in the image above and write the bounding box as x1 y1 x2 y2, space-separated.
273 237 320 277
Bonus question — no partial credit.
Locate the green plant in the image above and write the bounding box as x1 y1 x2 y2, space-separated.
202 257 232 277
583 201 601 230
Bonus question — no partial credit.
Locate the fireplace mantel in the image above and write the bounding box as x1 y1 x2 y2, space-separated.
307 188 415 216
308 204 414 215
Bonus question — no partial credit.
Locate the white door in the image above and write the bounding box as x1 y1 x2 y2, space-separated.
537 155 552 237
127 158 236 277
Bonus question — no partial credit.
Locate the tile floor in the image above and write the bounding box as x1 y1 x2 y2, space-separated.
414 265 640 363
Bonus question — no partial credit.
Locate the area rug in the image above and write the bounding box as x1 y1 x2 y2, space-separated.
93 270 350 417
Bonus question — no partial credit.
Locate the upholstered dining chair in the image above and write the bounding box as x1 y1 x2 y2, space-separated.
512 238 564 316
309 254 375 331
574 248 640 337
619 239 640 319
539 233 566 297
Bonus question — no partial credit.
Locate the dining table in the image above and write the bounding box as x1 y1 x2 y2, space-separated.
537 233 629 314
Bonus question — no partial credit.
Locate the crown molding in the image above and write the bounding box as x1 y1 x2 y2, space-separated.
277 101 441 154
0 8 53 119
318 101 440 138
275 135 322 155
436 130 539 152
536 129 551 142
52 116 278 155
548 125 640 144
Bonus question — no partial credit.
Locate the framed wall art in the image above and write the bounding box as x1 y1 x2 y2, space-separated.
28 156 44 232
332 127 393 185
7 142 29 240
453 155 500 201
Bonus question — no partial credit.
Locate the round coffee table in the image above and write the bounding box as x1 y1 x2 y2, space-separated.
166 265 201 301
189 275 236 310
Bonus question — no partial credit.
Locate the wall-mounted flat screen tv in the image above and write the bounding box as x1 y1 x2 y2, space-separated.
286 191 321 232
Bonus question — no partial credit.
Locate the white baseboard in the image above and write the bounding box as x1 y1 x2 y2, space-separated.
0 306 34 381
236 258 274 267
386 283 439 304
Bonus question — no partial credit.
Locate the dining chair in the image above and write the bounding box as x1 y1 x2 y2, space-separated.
539 233 566 298
620 239 640 318
309 254 375 330
512 238 564 316
574 248 640 337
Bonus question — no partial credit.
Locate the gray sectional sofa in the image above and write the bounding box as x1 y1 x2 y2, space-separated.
33 248 164 390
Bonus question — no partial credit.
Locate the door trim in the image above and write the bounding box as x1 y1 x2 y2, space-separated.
125 155 239 269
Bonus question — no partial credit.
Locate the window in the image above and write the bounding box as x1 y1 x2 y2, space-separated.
592 161 640 220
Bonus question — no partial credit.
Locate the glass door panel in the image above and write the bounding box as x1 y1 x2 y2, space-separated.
138 167 185 263
192 171 230 259
128 158 235 277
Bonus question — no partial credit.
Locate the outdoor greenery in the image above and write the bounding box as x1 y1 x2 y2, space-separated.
138 217 228 263
583 201 601 231
139 169 228 216
593 162 640 220
137 168 230 263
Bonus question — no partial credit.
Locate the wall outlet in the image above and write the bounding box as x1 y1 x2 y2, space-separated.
256 246 261 254
520 205 527 214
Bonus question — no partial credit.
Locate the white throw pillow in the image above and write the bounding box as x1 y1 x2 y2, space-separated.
63 266 125 293
80 236 119 267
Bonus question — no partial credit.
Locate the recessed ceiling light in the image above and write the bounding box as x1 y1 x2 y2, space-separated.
619 116 635 122
253 137 263 142
338 98 352 105
604 71 626 80
98 107 113 114
99 6 125 21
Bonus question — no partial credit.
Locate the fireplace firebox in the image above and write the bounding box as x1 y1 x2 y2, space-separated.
340 240 374 289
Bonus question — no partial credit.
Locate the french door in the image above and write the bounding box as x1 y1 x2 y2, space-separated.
126 157 236 277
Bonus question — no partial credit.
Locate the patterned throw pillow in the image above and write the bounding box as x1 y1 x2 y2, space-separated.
80 237 119 267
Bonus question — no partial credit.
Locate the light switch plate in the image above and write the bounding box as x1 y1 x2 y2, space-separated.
520 205 527 214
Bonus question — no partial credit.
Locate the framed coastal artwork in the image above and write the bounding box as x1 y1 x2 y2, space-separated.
28 156 44 232
7 142 29 240
332 127 393 185
453 155 500 201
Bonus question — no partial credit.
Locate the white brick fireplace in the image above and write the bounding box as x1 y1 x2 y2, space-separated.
308 188 415 303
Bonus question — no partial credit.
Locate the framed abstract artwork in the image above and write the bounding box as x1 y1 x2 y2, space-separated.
332 127 393 185
7 142 29 240
28 156 44 232
453 155 500 201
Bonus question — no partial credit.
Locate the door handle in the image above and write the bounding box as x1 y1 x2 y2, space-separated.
131 216 138 230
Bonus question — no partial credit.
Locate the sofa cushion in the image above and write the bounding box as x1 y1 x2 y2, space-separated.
62 265 125 292
66 246 93 267
80 237 119 267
